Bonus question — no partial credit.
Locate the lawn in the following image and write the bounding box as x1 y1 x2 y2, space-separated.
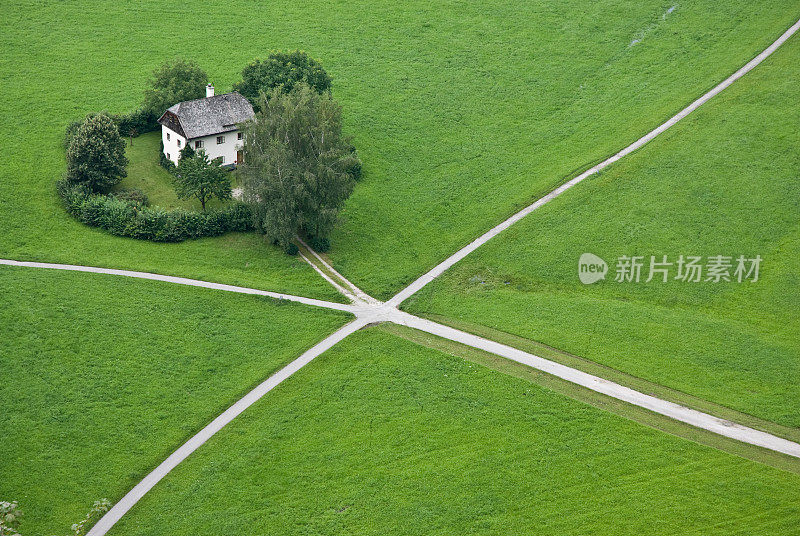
1 1 798 300
0 266 349 536
116 131 237 211
406 37 800 427
111 328 800 535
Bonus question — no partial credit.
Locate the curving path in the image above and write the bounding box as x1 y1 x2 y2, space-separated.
1 15 791 536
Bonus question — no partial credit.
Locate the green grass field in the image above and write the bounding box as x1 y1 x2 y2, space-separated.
0 266 349 535
111 328 800 535
1 1 798 300
407 37 800 427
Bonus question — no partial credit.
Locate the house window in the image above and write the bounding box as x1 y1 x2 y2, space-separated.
177 139 181 148
166 153 171 160
220 156 225 164
237 132 243 141
166 132 170 141
195 140 203 149
217 136 225 145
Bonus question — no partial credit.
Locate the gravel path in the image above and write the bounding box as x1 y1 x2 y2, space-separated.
0 259 359 314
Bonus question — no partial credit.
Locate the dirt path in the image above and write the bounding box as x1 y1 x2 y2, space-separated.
0 259 359 314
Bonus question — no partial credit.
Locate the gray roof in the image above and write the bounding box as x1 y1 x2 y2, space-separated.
158 92 254 139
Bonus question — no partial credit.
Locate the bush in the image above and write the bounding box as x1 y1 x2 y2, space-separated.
112 109 159 137
285 243 299 255
65 113 128 193
309 236 330 253
178 143 196 161
57 178 254 242
64 119 82 147
0 500 23 535
71 498 111 536
343 144 363 181
111 188 149 207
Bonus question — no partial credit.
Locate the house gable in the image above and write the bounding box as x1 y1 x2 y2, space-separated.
157 110 186 138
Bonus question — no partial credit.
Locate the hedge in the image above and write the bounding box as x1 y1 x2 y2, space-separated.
57 179 254 242
112 109 160 138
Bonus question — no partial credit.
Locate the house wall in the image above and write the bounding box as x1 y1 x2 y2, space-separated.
188 131 244 166
161 127 244 166
161 126 186 165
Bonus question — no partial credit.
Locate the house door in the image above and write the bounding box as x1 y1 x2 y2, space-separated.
237 150 243 165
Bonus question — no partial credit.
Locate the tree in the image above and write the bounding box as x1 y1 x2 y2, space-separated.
238 84 360 249
174 150 231 211
65 113 128 192
233 51 331 110
143 59 208 116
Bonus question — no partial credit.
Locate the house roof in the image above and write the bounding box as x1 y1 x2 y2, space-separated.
157 92 254 139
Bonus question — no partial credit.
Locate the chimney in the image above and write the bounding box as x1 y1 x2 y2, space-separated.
206 84 215 98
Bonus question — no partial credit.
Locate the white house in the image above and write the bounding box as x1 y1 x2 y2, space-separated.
157 84 254 167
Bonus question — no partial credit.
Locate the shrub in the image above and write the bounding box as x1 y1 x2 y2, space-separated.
57 178 254 242
64 119 82 147
0 500 23 536
346 152 362 181
309 236 330 253
111 188 149 207
113 109 159 137
233 51 331 109
65 113 128 193
71 498 111 536
285 243 299 255
178 143 196 161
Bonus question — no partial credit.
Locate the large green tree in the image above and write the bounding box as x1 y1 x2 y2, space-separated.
233 51 331 110
174 151 231 211
65 113 128 192
239 84 360 249
143 59 208 116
